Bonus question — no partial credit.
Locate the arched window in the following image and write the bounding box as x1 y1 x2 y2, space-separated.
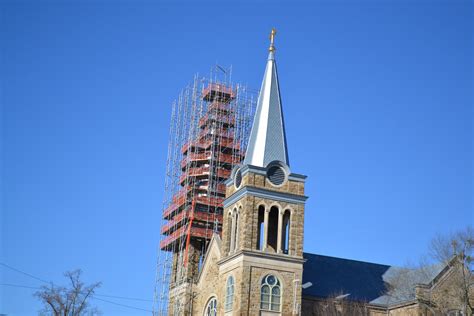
234 211 239 251
281 210 291 254
257 205 265 250
260 274 281 312
267 206 279 251
226 211 232 254
230 208 237 253
225 276 234 311
204 297 217 316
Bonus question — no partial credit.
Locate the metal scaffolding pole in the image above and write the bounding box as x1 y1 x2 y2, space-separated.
153 66 256 315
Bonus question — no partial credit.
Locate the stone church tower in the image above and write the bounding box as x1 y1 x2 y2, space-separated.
172 29 308 316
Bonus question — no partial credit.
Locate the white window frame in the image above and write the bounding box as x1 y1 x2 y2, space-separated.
225 276 235 311
260 274 282 312
204 297 217 316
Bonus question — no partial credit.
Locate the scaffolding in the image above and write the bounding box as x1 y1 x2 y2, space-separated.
153 66 256 315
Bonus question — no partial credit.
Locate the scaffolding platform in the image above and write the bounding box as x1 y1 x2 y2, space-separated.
153 67 256 315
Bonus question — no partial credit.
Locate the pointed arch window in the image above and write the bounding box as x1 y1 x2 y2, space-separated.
204 297 217 316
260 274 281 312
225 276 235 311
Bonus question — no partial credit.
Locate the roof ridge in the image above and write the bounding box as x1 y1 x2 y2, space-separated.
303 252 391 268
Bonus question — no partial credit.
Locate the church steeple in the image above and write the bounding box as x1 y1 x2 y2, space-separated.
244 28 290 168
218 29 307 316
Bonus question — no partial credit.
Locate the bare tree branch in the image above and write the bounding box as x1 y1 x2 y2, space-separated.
308 292 370 316
386 226 473 315
34 269 101 316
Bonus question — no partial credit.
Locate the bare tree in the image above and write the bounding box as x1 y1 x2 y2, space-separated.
429 226 473 315
385 226 473 315
308 293 370 316
383 258 441 302
35 269 101 316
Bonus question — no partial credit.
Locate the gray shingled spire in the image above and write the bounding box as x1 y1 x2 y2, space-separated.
244 29 289 168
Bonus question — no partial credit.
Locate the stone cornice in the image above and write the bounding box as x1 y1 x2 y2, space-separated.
223 185 308 208
217 249 306 266
225 164 307 186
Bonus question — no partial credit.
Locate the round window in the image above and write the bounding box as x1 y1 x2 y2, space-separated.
234 168 242 188
266 275 277 286
267 165 286 186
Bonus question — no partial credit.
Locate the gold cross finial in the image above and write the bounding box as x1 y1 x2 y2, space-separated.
269 28 277 52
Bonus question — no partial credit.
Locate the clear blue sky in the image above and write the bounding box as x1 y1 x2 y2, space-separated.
1 0 472 315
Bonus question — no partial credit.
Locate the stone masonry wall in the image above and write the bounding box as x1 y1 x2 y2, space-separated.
227 172 305 198
192 240 223 315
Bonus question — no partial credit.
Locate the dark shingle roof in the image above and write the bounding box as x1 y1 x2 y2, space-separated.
302 253 391 302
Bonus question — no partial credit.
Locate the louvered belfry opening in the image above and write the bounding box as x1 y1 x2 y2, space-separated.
267 206 280 252
267 165 286 186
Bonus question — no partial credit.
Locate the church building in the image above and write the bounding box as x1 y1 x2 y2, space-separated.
167 30 470 316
